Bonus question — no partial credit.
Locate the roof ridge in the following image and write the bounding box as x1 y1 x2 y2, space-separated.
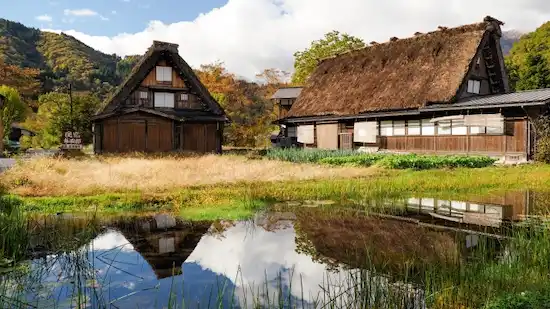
318 19 492 64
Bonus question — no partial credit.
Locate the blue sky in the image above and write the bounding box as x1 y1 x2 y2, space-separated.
3 0 228 36
0 0 546 80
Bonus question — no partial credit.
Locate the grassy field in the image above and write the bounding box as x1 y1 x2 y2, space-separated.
1 155 375 196
3 154 550 220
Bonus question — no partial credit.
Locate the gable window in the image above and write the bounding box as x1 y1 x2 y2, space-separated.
467 80 481 94
156 66 173 82
139 91 148 99
154 92 175 108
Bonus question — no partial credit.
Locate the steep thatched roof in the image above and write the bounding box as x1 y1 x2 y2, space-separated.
286 17 504 118
96 41 226 118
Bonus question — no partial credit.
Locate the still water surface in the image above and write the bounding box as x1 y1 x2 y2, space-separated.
1 190 545 308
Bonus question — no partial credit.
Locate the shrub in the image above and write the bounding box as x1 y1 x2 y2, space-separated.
485 287 550 309
266 148 362 163
318 154 385 166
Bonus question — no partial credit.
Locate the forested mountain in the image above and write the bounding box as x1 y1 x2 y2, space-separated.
0 18 139 97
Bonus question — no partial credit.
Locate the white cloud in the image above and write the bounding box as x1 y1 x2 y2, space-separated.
63 8 98 17
100 15 109 21
36 15 53 22
122 0 130 2
44 0 550 80
111 10 117 15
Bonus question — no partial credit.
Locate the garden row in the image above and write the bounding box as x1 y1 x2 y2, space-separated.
265 148 498 169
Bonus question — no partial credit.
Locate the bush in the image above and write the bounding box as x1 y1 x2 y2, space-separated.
535 136 550 163
266 148 362 163
318 154 385 166
378 154 497 170
485 287 550 309
266 148 497 170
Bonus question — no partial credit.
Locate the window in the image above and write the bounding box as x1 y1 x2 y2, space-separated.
438 121 451 135
487 126 504 135
421 119 435 136
470 126 486 135
139 91 148 99
393 121 405 136
380 121 393 136
154 92 175 108
156 66 173 82
467 80 481 94
180 93 189 102
451 120 468 135
407 120 421 135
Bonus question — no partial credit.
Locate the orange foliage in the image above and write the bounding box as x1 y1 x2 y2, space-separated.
0 59 40 97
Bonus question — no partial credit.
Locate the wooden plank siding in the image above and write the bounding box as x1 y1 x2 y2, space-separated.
182 123 219 153
141 60 186 88
379 118 527 156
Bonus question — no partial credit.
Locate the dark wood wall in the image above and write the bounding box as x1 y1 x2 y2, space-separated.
379 119 527 156
95 112 222 154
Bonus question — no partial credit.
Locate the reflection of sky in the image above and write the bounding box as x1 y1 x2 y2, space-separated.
3 219 401 308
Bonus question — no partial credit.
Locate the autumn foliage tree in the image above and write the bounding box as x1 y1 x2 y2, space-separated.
196 63 286 147
292 31 365 85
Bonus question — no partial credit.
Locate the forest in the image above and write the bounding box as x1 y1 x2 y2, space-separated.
0 17 549 150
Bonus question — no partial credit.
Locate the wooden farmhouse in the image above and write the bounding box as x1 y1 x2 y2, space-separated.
92 41 228 154
275 16 550 163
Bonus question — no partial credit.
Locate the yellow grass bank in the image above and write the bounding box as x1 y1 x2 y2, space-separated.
1 155 376 196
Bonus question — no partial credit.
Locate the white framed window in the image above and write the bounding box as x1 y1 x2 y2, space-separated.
154 92 175 108
156 66 173 82
470 126 486 135
380 121 393 136
180 93 189 101
487 126 504 135
451 120 468 135
407 120 421 135
393 121 406 136
139 91 148 99
467 80 481 94
421 119 435 136
438 121 451 135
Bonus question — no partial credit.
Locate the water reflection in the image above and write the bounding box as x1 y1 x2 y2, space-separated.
402 190 533 227
3 194 539 309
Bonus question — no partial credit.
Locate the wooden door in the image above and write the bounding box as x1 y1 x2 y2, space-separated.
118 121 146 152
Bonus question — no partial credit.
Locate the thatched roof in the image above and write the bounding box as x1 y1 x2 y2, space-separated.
96 41 226 119
286 17 505 118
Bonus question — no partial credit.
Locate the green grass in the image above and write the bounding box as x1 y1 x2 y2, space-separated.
10 164 550 220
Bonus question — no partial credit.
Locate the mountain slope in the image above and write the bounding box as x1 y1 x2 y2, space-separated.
501 30 523 55
0 18 121 92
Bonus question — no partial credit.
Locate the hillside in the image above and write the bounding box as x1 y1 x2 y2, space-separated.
0 18 140 95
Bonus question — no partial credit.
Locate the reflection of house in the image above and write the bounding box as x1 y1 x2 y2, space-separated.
405 191 530 227
274 16 548 162
114 214 209 279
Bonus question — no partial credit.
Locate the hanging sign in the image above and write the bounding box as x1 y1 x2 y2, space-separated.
61 131 83 150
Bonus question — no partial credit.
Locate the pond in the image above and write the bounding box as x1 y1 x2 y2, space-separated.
1 190 549 309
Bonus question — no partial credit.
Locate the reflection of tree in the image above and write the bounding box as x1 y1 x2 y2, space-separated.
293 208 461 280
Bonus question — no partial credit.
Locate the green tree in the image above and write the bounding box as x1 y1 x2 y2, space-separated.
0 86 26 140
34 92 100 147
505 21 550 91
291 31 365 85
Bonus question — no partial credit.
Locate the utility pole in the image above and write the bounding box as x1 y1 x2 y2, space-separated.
69 83 74 130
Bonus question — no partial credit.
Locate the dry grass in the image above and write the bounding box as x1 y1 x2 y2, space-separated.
1 155 376 196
